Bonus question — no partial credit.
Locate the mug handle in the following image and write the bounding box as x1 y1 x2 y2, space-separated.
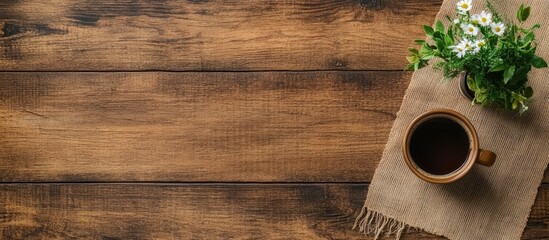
476 149 496 167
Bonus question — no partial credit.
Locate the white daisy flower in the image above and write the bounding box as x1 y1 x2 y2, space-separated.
461 39 474 51
462 24 479 36
453 19 460 24
452 44 468 58
491 22 505 36
474 39 486 48
456 0 472 13
471 14 481 25
452 39 473 58
478 11 492 26
472 39 485 53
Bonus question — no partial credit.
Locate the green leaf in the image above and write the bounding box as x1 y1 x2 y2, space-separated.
475 91 487 103
508 25 516 40
423 25 434 38
421 54 434 60
523 31 534 43
523 86 533 98
433 31 444 40
414 39 426 45
444 34 453 46
413 61 420 71
474 74 482 89
531 55 548 68
517 4 531 22
419 44 432 55
510 66 530 87
517 4 524 22
513 92 527 102
434 39 445 51
521 6 531 22
511 92 527 111
489 64 506 72
521 41 532 50
435 20 444 33
503 66 515 84
406 55 418 63
408 48 419 55
405 63 415 71
531 23 540 30
466 77 477 91
448 27 454 39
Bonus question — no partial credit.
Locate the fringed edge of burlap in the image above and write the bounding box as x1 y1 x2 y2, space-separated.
352 204 408 240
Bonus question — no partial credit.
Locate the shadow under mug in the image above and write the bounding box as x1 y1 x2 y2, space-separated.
402 109 496 184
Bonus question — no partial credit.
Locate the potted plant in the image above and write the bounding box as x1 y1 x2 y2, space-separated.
406 1 547 114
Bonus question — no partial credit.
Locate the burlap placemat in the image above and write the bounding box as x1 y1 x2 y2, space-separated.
354 0 549 239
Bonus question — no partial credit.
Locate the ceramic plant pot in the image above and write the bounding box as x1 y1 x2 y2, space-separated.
458 71 475 101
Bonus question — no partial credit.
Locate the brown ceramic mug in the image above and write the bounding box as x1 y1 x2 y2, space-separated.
402 109 496 183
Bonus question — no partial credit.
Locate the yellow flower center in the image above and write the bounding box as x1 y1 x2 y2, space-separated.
481 17 487 22
495 27 501 32
468 27 474 32
461 3 469 8
478 42 485 47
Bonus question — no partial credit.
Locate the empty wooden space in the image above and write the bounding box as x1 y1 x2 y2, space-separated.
0 0 547 239
0 72 407 182
0 0 441 71
0 184 547 239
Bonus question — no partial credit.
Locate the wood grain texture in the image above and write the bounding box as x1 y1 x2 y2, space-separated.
0 71 408 182
0 184 546 240
0 0 442 71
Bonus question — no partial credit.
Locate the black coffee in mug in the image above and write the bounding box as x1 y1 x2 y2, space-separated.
409 118 470 175
403 109 496 183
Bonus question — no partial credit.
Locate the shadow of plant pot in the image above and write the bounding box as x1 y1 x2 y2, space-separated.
458 72 475 101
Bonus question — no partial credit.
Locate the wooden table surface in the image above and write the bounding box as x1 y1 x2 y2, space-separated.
0 1 547 239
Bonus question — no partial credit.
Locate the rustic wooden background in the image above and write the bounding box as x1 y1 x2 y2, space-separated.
0 0 547 239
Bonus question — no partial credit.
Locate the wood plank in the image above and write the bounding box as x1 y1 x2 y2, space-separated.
0 184 546 239
1 71 547 183
0 71 408 182
0 0 442 71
